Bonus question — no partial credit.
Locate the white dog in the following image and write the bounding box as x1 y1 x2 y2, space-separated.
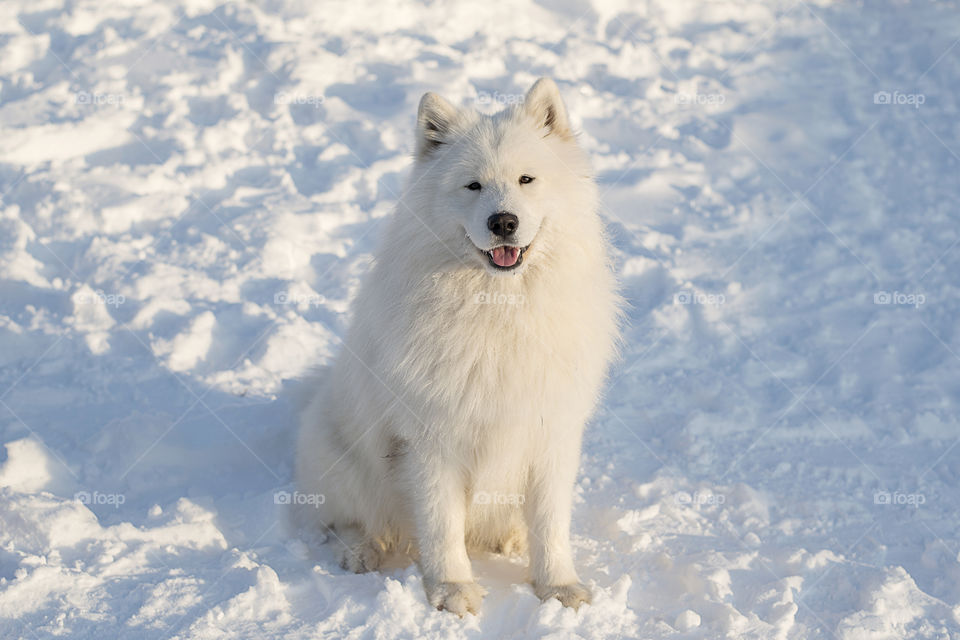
295 78 620 616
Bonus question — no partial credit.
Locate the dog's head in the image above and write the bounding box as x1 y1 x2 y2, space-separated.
409 78 593 276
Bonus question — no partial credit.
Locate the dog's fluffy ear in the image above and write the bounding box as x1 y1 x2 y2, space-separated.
524 78 572 139
416 92 458 158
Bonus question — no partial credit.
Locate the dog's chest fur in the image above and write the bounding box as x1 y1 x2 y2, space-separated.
372 265 612 439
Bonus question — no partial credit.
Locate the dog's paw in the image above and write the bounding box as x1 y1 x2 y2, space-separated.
492 528 527 556
338 540 384 573
426 581 484 616
535 582 592 610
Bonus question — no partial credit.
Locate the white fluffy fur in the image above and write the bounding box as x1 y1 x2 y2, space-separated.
295 78 620 616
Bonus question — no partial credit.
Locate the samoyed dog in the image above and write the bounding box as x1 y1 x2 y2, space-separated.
295 78 620 616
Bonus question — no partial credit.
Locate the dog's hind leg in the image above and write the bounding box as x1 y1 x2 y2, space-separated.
469 516 527 556
332 524 388 573
492 525 527 556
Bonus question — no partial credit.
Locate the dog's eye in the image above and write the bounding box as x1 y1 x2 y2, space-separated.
466 182 482 191
519 175 535 185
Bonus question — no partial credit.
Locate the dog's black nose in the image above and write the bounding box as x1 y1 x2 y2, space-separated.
487 212 518 237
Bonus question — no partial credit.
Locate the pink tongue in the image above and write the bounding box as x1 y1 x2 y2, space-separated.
491 246 519 267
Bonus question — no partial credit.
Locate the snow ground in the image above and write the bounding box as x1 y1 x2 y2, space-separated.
1 0 959 638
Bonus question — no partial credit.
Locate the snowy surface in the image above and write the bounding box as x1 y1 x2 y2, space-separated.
2 0 960 638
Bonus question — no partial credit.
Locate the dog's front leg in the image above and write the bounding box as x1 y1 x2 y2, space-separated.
404 443 483 616
525 431 592 609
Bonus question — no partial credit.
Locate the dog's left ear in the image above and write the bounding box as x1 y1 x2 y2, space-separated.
524 78 573 139
416 92 459 158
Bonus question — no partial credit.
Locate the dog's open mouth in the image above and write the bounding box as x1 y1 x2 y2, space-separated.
484 245 528 270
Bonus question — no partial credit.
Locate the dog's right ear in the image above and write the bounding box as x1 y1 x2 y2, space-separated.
416 92 458 158
523 78 573 139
